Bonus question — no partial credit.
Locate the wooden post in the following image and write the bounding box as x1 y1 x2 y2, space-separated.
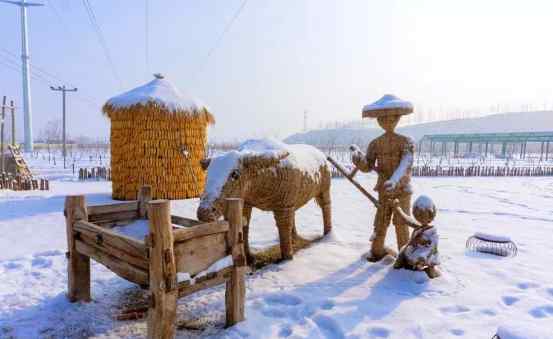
64 195 91 302
147 200 177 339
0 96 5 174
10 100 15 147
224 198 246 326
137 185 152 218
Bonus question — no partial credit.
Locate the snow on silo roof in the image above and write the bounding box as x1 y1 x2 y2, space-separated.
104 74 209 115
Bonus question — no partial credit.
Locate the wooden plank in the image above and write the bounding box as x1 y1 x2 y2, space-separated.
170 215 202 227
174 233 228 276
74 220 147 259
65 195 91 302
87 201 139 216
75 240 148 286
88 210 139 224
177 267 232 298
94 219 135 228
78 233 149 270
172 221 229 243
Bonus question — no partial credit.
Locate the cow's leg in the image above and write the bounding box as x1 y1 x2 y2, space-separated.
274 208 294 260
242 204 255 266
316 189 332 235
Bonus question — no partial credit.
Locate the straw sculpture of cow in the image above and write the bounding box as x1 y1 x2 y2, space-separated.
197 139 332 263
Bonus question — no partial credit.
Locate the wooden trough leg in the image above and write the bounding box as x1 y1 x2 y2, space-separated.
225 198 246 327
137 185 152 218
65 195 91 302
147 200 177 339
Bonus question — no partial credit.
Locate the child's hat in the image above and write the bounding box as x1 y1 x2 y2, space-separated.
362 94 413 118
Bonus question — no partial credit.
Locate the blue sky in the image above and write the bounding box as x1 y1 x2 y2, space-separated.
1 0 553 141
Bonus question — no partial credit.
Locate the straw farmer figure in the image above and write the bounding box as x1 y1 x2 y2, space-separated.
351 94 415 262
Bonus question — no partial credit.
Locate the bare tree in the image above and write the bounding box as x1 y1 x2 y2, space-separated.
40 119 62 162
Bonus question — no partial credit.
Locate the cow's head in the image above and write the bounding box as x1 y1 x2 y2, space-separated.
197 149 289 221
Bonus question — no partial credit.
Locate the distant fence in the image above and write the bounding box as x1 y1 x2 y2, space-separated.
0 173 49 191
78 167 111 181
412 166 553 177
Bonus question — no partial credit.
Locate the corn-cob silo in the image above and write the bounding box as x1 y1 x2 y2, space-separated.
102 74 214 200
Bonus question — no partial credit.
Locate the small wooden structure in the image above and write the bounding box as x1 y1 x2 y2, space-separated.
1 145 32 178
78 166 111 181
0 172 49 191
64 186 246 338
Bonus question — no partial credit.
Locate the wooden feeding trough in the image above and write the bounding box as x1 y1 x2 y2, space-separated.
64 186 247 339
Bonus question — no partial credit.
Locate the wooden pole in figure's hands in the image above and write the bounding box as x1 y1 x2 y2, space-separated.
326 156 379 208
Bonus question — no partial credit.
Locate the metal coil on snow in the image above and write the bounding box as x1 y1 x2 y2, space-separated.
466 232 517 257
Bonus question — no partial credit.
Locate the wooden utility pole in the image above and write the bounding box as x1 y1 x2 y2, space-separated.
50 85 77 169
10 101 15 146
1 96 6 173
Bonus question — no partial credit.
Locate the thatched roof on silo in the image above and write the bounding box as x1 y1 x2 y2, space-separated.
102 74 215 124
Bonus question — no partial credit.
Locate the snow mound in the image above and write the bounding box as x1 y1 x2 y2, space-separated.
362 94 413 113
497 323 552 339
105 76 206 113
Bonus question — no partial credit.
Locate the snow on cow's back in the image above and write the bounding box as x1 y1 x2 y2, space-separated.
238 138 328 178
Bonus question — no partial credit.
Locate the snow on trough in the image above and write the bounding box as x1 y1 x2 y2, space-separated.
2 155 553 337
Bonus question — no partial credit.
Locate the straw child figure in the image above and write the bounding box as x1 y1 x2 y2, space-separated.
351 94 415 262
391 196 441 279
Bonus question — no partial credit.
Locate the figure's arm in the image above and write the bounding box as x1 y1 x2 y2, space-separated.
351 143 376 173
391 199 421 229
384 138 415 191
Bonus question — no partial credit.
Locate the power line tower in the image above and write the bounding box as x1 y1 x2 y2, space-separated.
0 0 44 153
303 110 308 132
50 85 77 169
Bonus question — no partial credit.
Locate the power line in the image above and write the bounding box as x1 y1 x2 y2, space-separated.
145 0 150 75
82 0 122 88
194 0 249 78
1 49 61 84
0 49 101 108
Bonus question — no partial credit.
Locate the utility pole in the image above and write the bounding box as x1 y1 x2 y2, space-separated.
1 96 6 173
50 85 77 169
0 0 44 152
10 100 15 146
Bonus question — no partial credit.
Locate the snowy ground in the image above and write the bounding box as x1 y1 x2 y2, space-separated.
1 158 553 338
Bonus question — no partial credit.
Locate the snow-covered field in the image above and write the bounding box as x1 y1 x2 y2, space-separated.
1 158 553 338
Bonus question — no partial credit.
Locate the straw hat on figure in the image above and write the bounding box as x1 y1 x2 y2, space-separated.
351 94 415 262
